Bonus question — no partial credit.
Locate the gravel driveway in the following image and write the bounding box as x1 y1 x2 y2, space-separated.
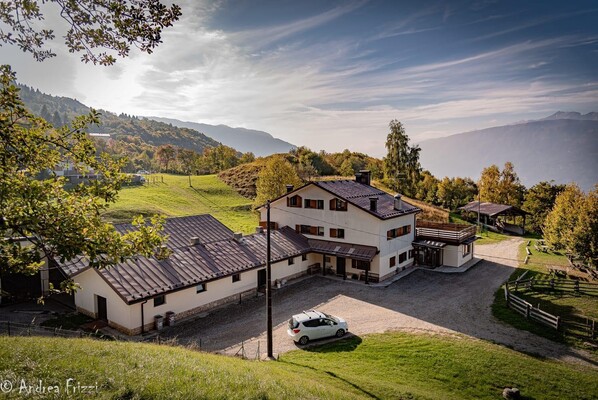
164 238 597 368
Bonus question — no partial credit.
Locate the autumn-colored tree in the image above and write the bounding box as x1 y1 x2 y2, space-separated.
254 156 303 206
156 144 176 172
436 177 477 210
415 171 439 204
478 162 525 205
522 181 566 233
572 185 598 268
543 184 584 251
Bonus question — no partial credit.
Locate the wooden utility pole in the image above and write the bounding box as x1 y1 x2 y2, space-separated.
266 200 273 358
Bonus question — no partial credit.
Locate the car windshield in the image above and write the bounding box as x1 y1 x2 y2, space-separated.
289 318 299 329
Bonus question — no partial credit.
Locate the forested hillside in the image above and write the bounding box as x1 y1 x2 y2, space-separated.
17 84 221 163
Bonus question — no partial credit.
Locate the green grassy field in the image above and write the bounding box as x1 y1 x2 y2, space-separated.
1 333 596 400
492 240 598 352
103 174 258 233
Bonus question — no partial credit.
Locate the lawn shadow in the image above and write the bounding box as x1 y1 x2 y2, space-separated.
297 334 362 353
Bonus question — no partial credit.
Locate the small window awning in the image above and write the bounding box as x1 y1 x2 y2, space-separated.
412 239 447 249
308 239 378 261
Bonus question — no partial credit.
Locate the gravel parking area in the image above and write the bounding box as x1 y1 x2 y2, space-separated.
164 238 597 367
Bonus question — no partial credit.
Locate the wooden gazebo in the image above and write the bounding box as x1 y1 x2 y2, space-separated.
458 201 529 235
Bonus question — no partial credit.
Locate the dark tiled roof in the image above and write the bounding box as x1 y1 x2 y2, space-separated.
60 215 310 304
308 239 378 261
458 201 529 217
314 180 420 219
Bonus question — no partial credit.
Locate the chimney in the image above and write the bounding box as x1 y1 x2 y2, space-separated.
286 184 294 193
189 236 200 246
355 170 371 185
369 196 378 212
394 194 402 211
233 232 243 242
255 226 264 234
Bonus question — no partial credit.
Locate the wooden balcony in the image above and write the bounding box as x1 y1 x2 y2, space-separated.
415 221 476 244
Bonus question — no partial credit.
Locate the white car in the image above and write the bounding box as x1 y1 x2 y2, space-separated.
287 310 348 345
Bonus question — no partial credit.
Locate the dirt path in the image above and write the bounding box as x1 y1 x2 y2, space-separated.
165 238 597 368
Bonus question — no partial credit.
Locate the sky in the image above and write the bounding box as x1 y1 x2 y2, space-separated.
2 0 598 157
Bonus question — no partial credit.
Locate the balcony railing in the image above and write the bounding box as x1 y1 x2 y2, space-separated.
415 221 476 244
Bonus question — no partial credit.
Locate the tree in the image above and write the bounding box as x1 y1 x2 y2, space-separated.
478 164 501 203
436 177 477 210
478 162 525 205
156 144 176 172
0 1 179 289
572 185 598 268
383 120 421 197
0 67 168 286
415 170 439 204
176 148 197 186
0 0 181 65
523 181 566 234
254 156 302 206
543 184 584 252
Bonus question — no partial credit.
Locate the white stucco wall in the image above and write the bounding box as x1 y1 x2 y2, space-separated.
74 268 132 330
442 242 474 268
262 185 417 277
73 255 316 333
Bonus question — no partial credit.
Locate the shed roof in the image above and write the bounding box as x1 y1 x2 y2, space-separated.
458 201 529 218
60 215 310 304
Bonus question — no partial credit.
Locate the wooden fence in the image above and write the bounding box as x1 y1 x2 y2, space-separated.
504 286 560 330
504 284 597 340
507 277 598 296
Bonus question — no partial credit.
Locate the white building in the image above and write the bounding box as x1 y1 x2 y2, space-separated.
59 171 476 335
258 171 421 282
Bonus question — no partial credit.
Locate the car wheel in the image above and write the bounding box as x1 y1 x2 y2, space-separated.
335 329 345 338
299 336 309 345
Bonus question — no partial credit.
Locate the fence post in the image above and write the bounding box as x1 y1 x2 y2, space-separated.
525 304 531 319
555 316 560 331
7 321 10 337
504 285 509 303
592 320 596 339
550 279 555 290
574 280 580 294
515 281 519 292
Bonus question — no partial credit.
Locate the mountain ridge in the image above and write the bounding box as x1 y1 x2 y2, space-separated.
147 116 296 157
418 115 598 191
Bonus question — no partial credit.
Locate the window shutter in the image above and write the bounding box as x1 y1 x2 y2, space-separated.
330 228 337 237
297 195 302 207
295 225 300 233
330 199 336 210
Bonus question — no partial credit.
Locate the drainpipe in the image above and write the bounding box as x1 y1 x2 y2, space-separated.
140 299 148 335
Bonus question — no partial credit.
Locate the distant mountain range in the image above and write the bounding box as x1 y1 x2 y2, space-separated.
147 117 295 157
418 112 598 191
18 85 220 154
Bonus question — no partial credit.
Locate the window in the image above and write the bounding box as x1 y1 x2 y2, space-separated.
153 295 165 307
330 228 345 239
196 283 206 293
232 273 241 283
408 249 414 259
387 225 412 240
352 260 370 270
462 244 472 256
295 224 324 236
288 257 295 265
389 256 396 268
303 319 319 328
287 195 302 208
302 254 307 261
330 198 348 211
325 256 331 262
304 199 324 209
399 252 407 264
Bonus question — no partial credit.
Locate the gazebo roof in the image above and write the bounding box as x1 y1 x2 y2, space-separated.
458 201 529 218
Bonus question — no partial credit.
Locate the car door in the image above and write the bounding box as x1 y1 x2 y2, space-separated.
302 319 320 339
320 318 336 338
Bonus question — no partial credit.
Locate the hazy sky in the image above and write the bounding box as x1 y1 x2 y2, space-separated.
2 0 597 157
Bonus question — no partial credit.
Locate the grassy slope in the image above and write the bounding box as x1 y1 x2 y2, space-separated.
492 240 598 353
449 212 510 245
2 333 597 400
103 174 258 234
